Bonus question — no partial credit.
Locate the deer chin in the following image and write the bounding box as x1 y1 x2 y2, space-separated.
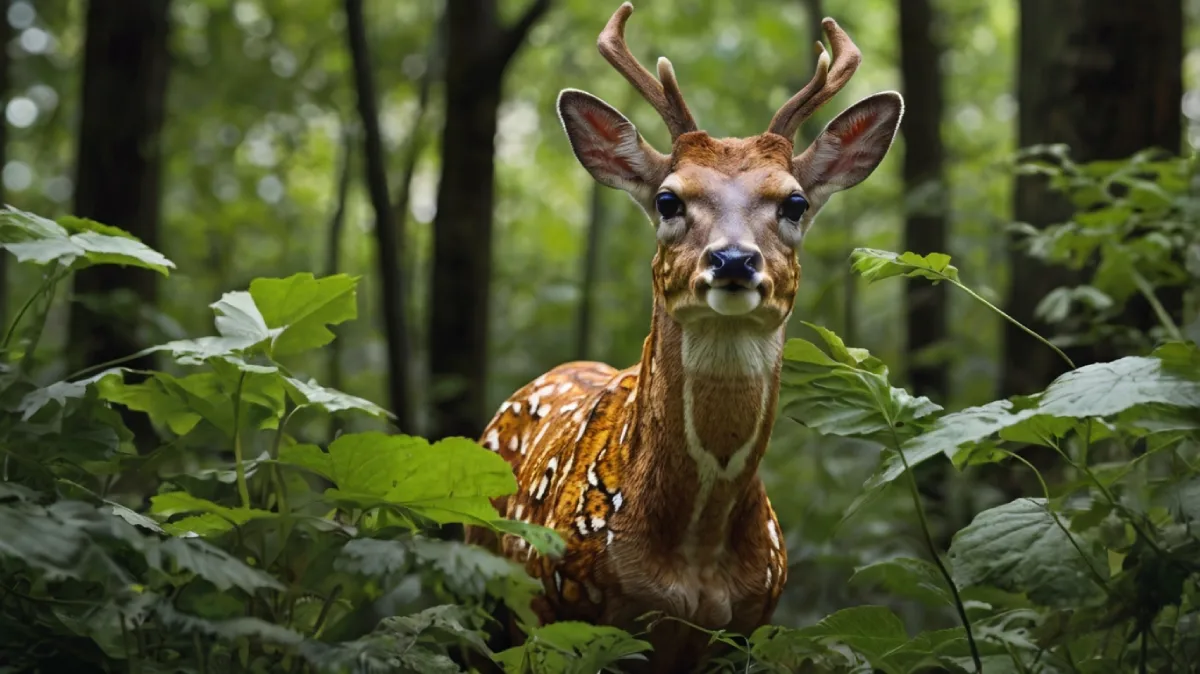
705 287 762 316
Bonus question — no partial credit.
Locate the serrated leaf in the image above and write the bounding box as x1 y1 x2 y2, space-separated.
278 443 333 480
17 369 123 421
154 601 302 646
1037 353 1200 417
948 498 1106 608
781 332 941 445
490 518 566 557
849 557 953 607
494 621 652 674
793 605 910 669
850 248 960 284
250 273 358 356
105 501 165 534
149 492 276 534
327 432 516 524
302 606 487 674
283 376 391 418
212 290 279 344
0 499 147 584
154 335 264 365
0 206 174 274
149 537 283 592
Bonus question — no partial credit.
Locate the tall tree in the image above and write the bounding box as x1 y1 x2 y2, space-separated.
898 0 948 400
68 0 170 374
428 0 551 441
1004 0 1182 397
345 0 415 431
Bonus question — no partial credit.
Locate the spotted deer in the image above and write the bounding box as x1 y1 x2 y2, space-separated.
465 3 902 671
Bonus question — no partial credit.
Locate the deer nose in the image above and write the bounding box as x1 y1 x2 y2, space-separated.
707 247 761 283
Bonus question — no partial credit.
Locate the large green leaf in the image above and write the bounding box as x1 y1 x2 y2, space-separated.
326 432 516 524
149 537 284 593
849 557 953 608
792 605 910 670
0 206 173 274
948 498 1106 608
250 273 358 356
849 248 960 284
149 491 276 536
17 369 123 421
780 325 941 445
1036 352 1200 417
283 376 391 418
212 290 279 344
494 621 652 674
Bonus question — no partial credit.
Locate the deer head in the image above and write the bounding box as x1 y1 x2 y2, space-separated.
558 2 903 330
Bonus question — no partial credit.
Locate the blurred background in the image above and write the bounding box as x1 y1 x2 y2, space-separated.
6 0 1198 630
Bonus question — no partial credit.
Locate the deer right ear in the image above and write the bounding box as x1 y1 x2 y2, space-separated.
557 89 670 204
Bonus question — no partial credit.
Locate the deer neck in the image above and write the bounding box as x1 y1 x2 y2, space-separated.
622 301 784 560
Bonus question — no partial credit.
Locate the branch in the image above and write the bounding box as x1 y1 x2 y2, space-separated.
496 0 552 67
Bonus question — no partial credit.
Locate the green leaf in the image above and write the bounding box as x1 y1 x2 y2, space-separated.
283 376 391 418
794 606 909 666
0 206 174 274
1036 353 1200 417
494 621 651 674
490 518 567 557
154 601 303 646
849 557 953 607
781 330 941 445
149 537 284 593
326 432 516 525
17 369 122 421
304 606 489 674
211 290 279 345
850 248 960 284
250 273 358 356
278 443 334 480
149 492 276 535
948 498 1106 608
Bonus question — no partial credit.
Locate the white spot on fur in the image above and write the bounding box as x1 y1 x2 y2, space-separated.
560 402 580 414
529 394 541 412
509 436 520 452
590 516 606 530
587 463 599 487
612 491 624 511
484 429 500 451
513 402 522 415
538 403 552 417
513 504 525 520
606 529 615 546
767 519 781 549
554 571 563 592
575 517 590 536
532 423 550 448
558 382 572 394
618 423 629 445
534 475 550 501
535 384 556 399
766 565 773 589
499 401 511 414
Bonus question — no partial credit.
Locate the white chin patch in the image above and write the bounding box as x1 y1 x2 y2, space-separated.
706 288 761 316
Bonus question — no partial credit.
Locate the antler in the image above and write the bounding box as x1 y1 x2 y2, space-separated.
767 17 862 140
597 2 698 140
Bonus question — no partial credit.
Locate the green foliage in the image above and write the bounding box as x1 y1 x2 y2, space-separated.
0 209 562 672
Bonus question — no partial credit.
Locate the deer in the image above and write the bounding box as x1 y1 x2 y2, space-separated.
464 3 903 671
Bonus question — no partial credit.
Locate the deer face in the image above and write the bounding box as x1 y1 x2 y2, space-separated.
558 4 902 330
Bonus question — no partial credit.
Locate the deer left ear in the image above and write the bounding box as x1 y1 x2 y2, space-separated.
793 91 904 209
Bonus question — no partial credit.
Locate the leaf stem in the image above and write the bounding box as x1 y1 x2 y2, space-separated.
0 266 64 350
231 371 251 509
950 279 1075 370
889 425 983 673
310 584 343 638
1130 268 1184 342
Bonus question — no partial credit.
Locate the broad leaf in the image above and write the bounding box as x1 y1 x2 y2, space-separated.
17 369 122 421
948 498 1106 608
149 537 284 592
326 432 515 524
850 248 960 284
212 290 278 344
250 273 358 356
494 621 652 674
1037 353 1200 417
793 605 910 666
149 492 276 535
849 557 953 607
781 330 941 445
0 205 173 274
278 443 334 480
283 376 391 418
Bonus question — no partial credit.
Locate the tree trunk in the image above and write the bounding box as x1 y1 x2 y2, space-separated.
1004 0 1182 397
428 0 550 441
68 0 170 373
898 0 948 400
345 0 414 431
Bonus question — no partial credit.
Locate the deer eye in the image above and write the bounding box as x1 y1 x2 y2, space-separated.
780 193 809 222
655 192 683 219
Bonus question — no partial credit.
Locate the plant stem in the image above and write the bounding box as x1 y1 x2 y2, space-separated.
0 267 61 350
951 279 1076 370
891 425 983 673
311 584 343 638
231 371 251 509
1130 268 1184 342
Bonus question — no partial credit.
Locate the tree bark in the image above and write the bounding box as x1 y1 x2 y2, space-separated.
1004 0 1182 397
898 0 948 400
345 0 414 431
68 0 170 374
428 0 550 441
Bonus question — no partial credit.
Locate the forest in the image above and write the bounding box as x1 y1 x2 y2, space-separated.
0 0 1198 672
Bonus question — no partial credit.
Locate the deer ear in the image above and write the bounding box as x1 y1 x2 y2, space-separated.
558 89 670 204
793 91 903 209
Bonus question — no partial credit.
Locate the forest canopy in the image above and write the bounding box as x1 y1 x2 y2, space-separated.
0 1 1198 673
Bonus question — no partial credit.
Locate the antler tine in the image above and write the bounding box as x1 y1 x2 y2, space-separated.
597 2 698 139
767 17 862 140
